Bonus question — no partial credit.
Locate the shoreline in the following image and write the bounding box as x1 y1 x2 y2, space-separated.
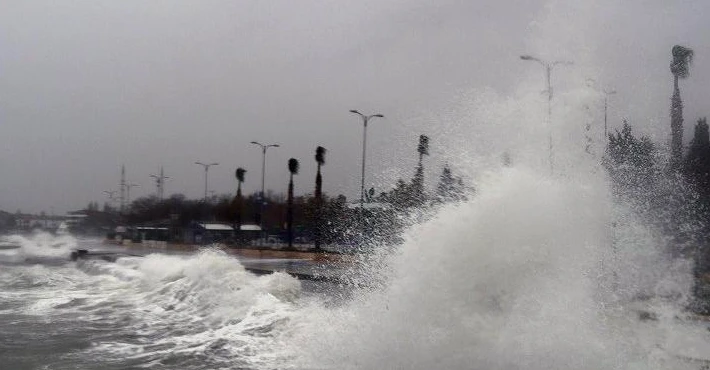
104 239 355 263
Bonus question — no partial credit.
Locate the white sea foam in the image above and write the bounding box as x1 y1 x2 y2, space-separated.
0 232 78 262
289 167 708 370
72 250 302 368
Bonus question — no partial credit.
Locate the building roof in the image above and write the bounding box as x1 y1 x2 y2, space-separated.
199 223 233 231
196 223 262 231
240 224 261 231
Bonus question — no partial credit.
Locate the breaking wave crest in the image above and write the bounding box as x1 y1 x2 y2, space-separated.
1 245 302 369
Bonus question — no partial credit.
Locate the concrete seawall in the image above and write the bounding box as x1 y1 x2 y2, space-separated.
105 239 353 263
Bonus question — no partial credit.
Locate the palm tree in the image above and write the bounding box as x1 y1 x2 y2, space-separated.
314 146 326 250
236 168 246 198
411 135 430 205
287 158 299 249
417 134 430 165
233 168 246 243
670 45 694 168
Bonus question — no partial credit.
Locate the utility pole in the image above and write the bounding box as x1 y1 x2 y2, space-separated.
586 78 616 142
120 165 126 213
150 166 169 201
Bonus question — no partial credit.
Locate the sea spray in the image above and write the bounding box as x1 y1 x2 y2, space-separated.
3 232 78 259
293 167 700 370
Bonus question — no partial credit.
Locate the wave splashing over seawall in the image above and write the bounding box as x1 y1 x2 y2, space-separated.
291 168 710 370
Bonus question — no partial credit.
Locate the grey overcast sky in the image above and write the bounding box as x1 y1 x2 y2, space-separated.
1 0 709 214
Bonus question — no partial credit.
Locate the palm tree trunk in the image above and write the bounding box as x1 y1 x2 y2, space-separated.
236 182 242 244
671 74 684 169
314 164 322 250
287 175 294 249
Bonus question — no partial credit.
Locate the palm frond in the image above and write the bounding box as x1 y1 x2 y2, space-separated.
235 168 246 183
288 158 300 174
418 135 430 156
315 146 326 165
671 45 694 79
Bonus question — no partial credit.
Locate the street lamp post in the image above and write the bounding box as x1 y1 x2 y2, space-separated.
195 162 219 202
250 141 279 242
349 110 384 211
586 79 617 141
603 89 616 140
520 55 573 172
349 110 384 241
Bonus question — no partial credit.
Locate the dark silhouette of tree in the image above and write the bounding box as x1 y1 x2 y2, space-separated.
287 158 299 249
604 121 703 258
436 165 466 203
670 45 694 168
314 146 326 250
410 135 430 206
606 121 654 166
604 120 656 191
685 118 710 198
236 168 246 196
684 118 710 293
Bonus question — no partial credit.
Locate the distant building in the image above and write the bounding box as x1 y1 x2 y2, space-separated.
184 222 262 245
0 211 14 232
14 213 83 232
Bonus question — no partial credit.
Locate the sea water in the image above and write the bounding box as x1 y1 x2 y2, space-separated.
1 166 709 369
